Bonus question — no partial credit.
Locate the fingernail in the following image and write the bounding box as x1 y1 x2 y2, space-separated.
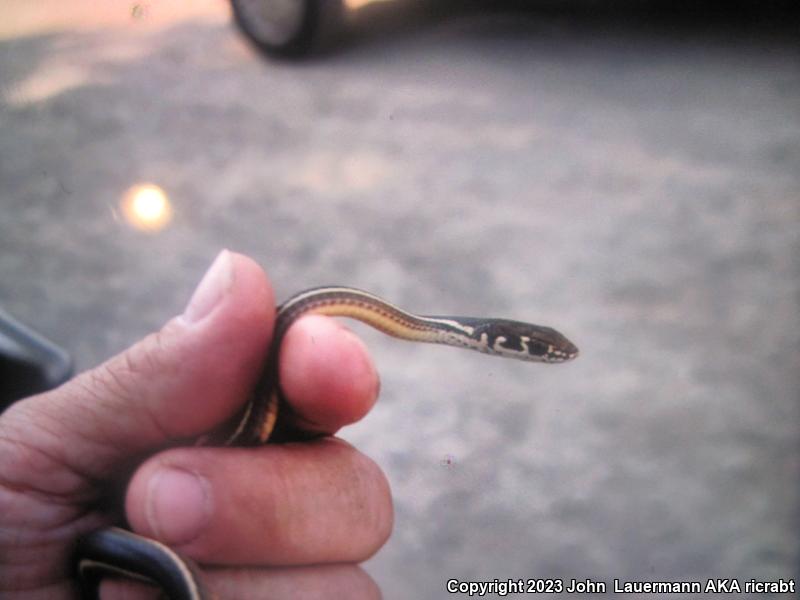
146 467 212 545
183 250 233 323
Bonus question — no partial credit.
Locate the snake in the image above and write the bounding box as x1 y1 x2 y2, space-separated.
74 286 579 598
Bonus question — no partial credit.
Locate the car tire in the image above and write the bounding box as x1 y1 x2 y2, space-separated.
231 0 345 58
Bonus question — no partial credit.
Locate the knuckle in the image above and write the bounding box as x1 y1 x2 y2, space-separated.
93 328 176 404
349 452 393 553
320 442 393 558
73 328 180 441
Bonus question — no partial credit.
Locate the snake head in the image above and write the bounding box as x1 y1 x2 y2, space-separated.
471 318 579 363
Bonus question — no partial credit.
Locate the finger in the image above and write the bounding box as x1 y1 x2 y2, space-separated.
278 315 380 437
125 438 393 565
0 250 274 487
102 564 381 600
206 564 381 600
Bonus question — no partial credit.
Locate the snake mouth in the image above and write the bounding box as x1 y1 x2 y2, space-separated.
547 339 579 362
565 341 580 359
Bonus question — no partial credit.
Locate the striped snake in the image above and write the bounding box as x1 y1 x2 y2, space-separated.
75 286 579 598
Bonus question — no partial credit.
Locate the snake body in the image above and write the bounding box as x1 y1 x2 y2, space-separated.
75 286 578 598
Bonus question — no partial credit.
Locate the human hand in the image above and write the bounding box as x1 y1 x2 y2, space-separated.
0 251 392 599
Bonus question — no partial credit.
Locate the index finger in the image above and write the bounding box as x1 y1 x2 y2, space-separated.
275 314 380 439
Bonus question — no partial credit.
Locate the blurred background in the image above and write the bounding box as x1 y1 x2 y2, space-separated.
1 0 798 597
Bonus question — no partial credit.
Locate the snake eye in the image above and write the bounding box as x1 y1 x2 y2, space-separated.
525 338 552 360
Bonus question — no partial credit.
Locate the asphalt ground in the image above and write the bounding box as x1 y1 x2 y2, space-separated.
1 1 798 597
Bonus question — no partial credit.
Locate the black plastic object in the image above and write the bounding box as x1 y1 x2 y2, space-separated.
0 307 73 412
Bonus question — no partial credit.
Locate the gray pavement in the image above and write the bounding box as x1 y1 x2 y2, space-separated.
1 1 798 597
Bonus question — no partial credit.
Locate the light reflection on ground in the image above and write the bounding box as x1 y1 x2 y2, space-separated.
121 183 173 232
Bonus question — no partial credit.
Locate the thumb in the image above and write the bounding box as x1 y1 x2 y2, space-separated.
1 250 274 488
